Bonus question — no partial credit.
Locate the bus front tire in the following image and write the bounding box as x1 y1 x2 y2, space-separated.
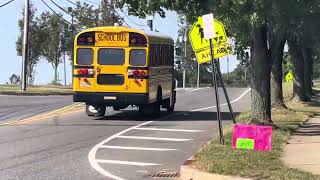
86 105 106 117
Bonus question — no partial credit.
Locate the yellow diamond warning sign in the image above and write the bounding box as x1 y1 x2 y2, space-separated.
189 16 231 64
196 43 232 64
189 17 228 53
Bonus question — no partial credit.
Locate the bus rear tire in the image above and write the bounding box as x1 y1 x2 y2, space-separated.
86 105 106 117
167 104 175 114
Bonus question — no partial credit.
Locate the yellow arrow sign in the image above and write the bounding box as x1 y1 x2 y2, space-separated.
195 43 232 64
189 17 228 53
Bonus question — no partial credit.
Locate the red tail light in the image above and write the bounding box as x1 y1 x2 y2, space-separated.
77 69 94 76
128 69 148 79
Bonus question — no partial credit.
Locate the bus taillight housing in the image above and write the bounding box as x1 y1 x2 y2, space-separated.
128 69 148 79
129 33 147 46
77 69 94 76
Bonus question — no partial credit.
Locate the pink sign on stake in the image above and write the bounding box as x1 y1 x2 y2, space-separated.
232 124 273 151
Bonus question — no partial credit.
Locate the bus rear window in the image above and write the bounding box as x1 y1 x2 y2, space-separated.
98 48 125 65
130 49 146 66
76 48 93 65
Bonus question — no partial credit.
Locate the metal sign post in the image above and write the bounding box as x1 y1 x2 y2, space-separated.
213 59 236 124
203 14 224 145
189 14 237 145
209 40 224 145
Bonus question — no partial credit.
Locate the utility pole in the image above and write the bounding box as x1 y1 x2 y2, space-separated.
63 49 67 86
68 7 74 86
244 67 247 86
197 63 200 88
109 0 117 26
21 0 30 91
227 56 229 84
147 15 153 31
183 29 187 89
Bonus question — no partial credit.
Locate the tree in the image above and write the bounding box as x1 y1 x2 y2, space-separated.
16 4 44 84
113 0 320 124
287 0 320 101
72 1 123 29
115 0 274 124
39 12 68 83
9 74 20 84
63 1 124 60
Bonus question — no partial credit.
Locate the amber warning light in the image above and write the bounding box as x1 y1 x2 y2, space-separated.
129 32 147 46
77 32 95 46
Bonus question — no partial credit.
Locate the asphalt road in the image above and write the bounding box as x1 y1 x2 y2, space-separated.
0 95 73 123
0 87 251 180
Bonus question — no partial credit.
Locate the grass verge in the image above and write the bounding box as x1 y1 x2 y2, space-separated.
193 82 320 180
0 84 72 95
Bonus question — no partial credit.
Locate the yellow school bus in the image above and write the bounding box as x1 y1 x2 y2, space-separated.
73 26 176 117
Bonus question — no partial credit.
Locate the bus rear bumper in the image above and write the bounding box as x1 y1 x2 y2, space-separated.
73 92 149 105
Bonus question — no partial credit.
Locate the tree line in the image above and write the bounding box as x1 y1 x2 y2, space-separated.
16 1 122 84
117 0 320 124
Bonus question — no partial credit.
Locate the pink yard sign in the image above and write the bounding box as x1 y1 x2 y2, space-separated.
232 124 273 151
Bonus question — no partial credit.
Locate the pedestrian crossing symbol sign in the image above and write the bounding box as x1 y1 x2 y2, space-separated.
189 17 228 53
189 16 231 64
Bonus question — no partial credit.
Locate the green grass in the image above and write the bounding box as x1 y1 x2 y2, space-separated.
193 82 320 180
0 84 72 95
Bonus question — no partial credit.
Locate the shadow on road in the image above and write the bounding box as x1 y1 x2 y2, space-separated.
94 110 240 122
293 123 320 136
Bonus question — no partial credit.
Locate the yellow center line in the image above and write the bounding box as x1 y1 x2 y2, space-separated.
13 109 84 125
0 103 85 126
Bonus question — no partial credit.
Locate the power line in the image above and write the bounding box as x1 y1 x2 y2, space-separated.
119 9 147 27
50 0 71 15
84 0 99 5
0 0 14 8
40 0 71 24
51 0 101 24
64 0 77 6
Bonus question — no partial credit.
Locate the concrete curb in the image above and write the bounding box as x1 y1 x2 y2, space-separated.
180 164 251 180
179 125 251 180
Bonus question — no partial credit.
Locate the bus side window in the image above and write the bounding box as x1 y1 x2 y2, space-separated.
165 45 169 65
152 44 156 66
160 45 164 66
170 45 174 65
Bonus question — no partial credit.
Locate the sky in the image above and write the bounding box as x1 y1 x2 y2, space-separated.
0 0 238 85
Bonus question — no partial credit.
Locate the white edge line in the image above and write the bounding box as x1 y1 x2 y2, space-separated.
133 127 204 132
99 145 179 151
117 135 194 142
190 88 251 112
88 121 153 180
95 159 161 166
188 87 211 92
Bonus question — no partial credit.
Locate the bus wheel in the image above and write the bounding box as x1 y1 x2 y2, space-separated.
167 103 175 114
166 90 176 114
86 105 106 117
152 90 161 117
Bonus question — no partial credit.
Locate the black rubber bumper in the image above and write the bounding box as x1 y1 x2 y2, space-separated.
73 92 149 105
